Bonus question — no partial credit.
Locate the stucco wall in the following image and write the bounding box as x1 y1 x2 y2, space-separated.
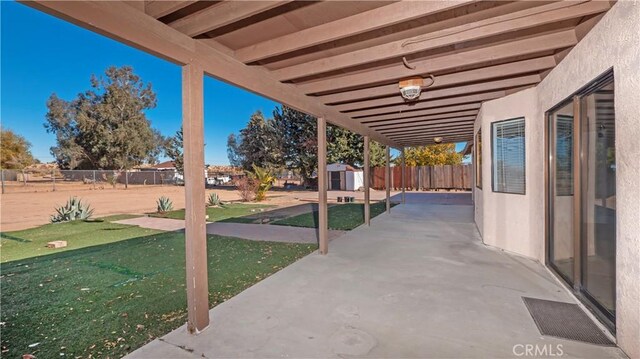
474 2 640 357
536 2 640 357
473 88 544 261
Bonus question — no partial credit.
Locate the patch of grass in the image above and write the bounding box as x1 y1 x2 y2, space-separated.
151 203 273 222
0 216 158 263
272 201 392 230
0 232 315 358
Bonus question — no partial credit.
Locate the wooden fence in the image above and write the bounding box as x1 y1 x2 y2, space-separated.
371 164 471 190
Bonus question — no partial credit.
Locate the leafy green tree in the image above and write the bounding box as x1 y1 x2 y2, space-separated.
237 111 282 170
229 106 389 184
399 144 463 166
272 106 317 184
164 127 183 174
327 127 386 167
226 133 243 167
44 66 162 170
0 128 35 170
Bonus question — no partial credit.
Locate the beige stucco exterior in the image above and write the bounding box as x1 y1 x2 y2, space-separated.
474 1 640 357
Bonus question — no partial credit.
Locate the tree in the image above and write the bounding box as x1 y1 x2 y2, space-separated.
1 128 35 170
226 133 243 167
327 126 386 167
164 127 183 174
236 111 282 170
399 144 463 166
44 66 162 171
272 106 317 184
228 105 389 185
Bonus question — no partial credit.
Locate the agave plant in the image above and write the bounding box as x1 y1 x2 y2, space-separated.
207 192 222 207
50 197 94 223
249 164 275 202
156 196 174 213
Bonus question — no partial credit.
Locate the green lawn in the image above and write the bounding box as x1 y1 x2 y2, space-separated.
0 232 315 358
272 201 391 230
0 215 161 263
151 203 273 221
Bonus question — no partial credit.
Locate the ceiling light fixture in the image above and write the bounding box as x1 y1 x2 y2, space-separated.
399 75 435 102
433 137 443 144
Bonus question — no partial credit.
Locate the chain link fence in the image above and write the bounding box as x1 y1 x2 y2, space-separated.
0 169 180 194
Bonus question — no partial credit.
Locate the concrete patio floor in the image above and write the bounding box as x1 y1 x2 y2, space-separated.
127 193 626 358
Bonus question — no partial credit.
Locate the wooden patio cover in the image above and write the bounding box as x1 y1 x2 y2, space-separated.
20 0 612 334
24 0 611 147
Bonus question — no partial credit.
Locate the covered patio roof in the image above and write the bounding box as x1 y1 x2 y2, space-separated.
23 0 611 147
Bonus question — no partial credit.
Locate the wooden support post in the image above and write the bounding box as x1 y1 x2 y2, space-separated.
385 146 391 213
52 169 56 192
363 136 371 225
401 147 406 204
182 62 209 333
317 117 328 254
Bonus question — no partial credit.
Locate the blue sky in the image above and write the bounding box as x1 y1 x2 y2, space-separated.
1 2 464 165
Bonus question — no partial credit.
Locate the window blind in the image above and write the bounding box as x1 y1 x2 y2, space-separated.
555 115 573 196
492 118 526 194
475 129 482 188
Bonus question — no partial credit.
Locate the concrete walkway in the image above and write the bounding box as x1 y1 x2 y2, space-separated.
126 200 625 359
114 216 344 244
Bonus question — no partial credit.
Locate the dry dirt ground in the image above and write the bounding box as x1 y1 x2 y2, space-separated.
0 183 398 231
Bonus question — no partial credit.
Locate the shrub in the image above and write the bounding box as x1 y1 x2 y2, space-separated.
234 177 257 202
50 197 94 223
249 165 275 202
102 172 119 189
207 192 222 207
156 196 173 213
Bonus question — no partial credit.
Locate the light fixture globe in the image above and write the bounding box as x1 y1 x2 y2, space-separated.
399 77 423 101
398 75 435 102
433 137 443 144
400 85 421 100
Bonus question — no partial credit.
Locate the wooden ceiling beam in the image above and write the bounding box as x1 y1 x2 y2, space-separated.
369 111 479 129
22 0 396 147
388 127 475 138
319 56 555 103
169 1 292 37
299 29 578 94
400 133 474 140
235 0 474 63
349 91 505 118
360 103 481 124
381 121 475 135
276 1 608 81
399 137 474 146
334 74 540 112
394 136 474 146
399 134 474 142
145 1 198 19
394 136 474 144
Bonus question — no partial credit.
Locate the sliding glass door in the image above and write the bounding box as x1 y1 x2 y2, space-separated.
548 102 575 284
546 71 616 328
580 82 616 321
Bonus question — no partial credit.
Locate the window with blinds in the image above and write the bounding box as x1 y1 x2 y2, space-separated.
492 118 526 194
555 115 573 196
475 129 482 188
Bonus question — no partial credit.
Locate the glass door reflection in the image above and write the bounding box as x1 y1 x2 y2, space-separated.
580 83 616 321
548 102 575 283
